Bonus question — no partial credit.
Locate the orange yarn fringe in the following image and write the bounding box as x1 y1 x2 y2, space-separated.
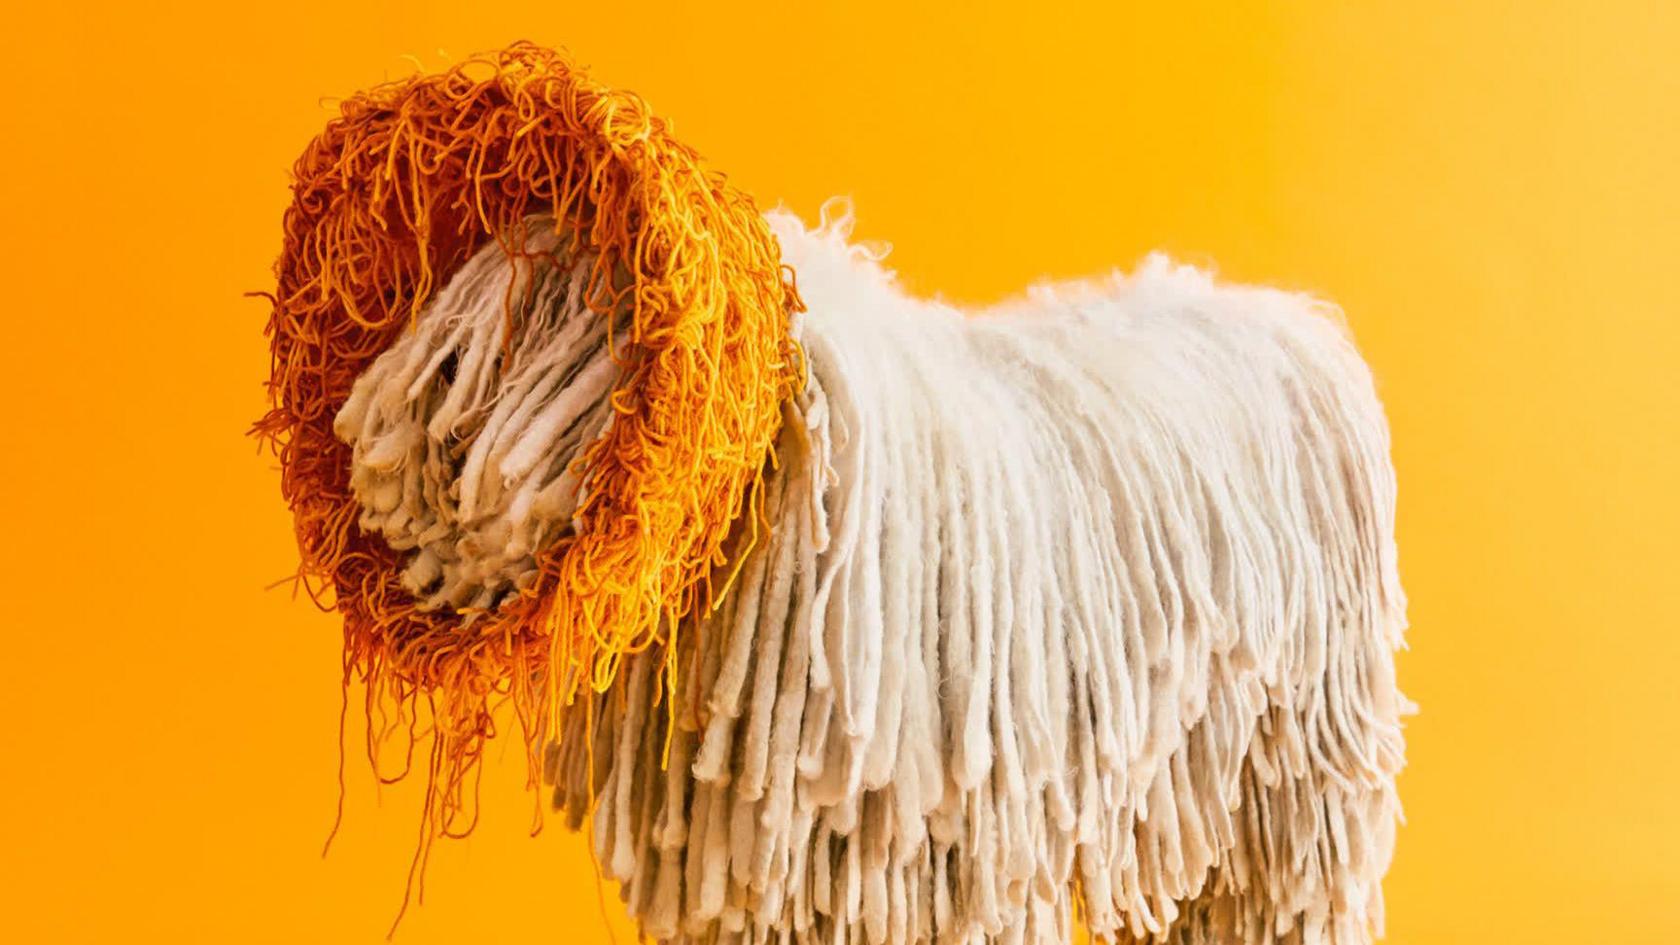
254 43 803 844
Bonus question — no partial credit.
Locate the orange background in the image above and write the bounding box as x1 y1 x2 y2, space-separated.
2 2 1676 942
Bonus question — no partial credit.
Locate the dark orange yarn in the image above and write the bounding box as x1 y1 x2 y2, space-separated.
254 43 802 842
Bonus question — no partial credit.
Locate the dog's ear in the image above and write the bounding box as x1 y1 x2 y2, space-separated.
258 42 802 836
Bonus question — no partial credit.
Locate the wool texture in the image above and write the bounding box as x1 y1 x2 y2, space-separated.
332 225 624 614
266 45 1408 945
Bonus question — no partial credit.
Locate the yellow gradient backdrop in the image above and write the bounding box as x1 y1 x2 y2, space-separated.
1 2 1675 942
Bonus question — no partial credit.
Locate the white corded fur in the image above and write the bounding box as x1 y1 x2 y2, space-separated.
334 227 621 613
344 205 1408 945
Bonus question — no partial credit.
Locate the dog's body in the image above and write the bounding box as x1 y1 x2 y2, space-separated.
541 210 1407 945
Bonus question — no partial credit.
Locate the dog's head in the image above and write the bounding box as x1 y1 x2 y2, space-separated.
257 44 802 812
